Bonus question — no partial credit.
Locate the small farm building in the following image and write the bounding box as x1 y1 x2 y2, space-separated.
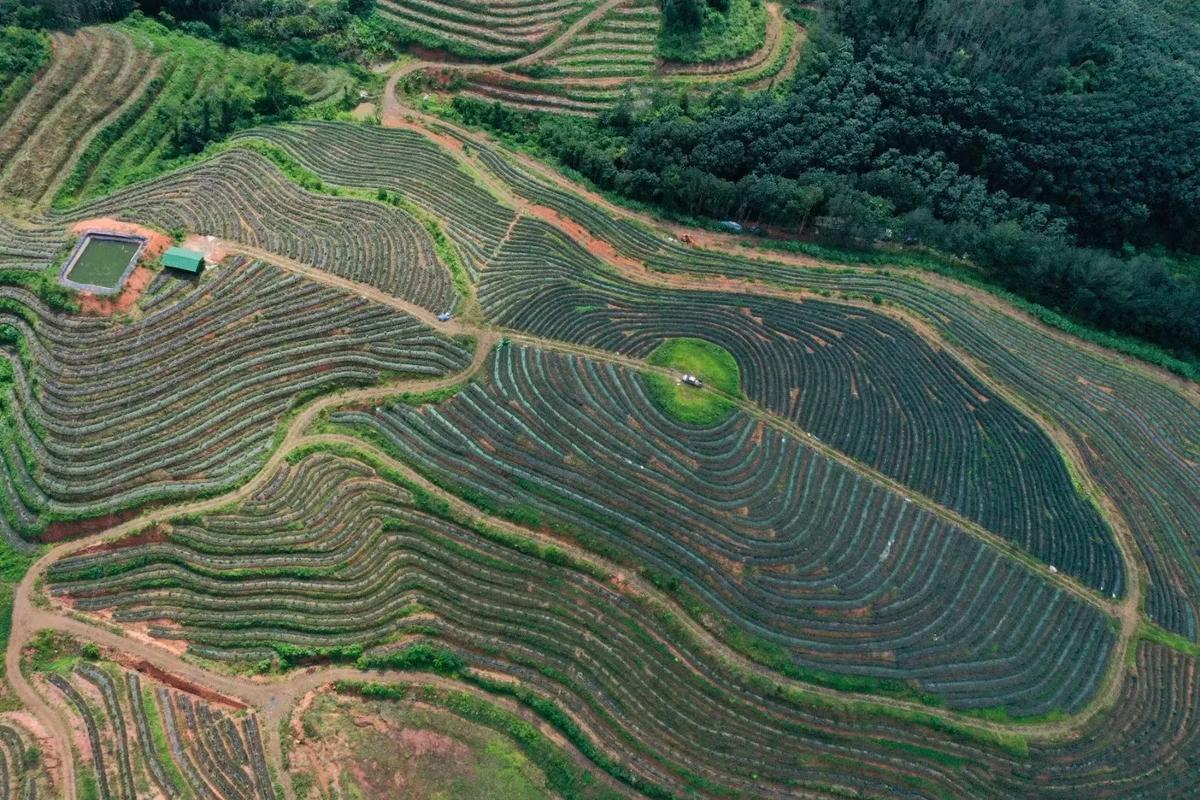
162 247 204 274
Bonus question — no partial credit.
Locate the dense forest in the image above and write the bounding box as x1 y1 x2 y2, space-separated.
459 0 1200 359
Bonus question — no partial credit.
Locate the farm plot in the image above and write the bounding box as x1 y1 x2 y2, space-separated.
546 0 660 79
0 219 67 272
376 0 590 59
478 218 1125 595
335 344 1114 715
56 148 457 311
457 128 1200 639
0 257 471 541
42 449 1041 798
37 655 273 800
451 0 662 114
0 717 49 799
45 448 1193 799
0 27 157 207
232 122 518 280
962 641 1200 798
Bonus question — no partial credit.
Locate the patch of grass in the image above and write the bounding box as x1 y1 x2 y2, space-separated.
643 337 740 425
24 631 78 674
1138 620 1200 657
658 0 769 64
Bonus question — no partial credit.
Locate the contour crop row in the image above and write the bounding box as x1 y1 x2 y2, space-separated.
335 344 1114 715
376 0 589 59
44 448 1200 798
43 659 273 800
0 257 470 540
0 27 157 206
0 720 46 799
478 217 1124 595
232 122 518 280
55 148 456 311
453 123 1200 639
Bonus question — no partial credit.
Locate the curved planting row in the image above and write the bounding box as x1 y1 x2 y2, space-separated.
548 0 659 80
458 125 1200 638
44 449 1196 798
43 659 273 800
376 0 589 58
0 720 46 799
0 220 66 272
43 449 1005 797
455 72 623 116
0 257 470 539
55 148 455 310
478 218 1124 594
232 122 517 280
335 344 1114 715
0 27 157 206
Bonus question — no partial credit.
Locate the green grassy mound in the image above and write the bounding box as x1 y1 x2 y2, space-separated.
644 337 741 425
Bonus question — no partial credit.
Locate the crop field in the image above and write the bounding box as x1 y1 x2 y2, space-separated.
331 345 1115 714
446 0 798 114
57 149 458 310
0 256 470 541
231 122 518 281
477 218 1125 595
0 28 158 207
377 0 592 59
26 637 272 800
0 20 1198 798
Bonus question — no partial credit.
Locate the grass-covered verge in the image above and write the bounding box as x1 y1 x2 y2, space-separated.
138 685 190 796
22 630 81 675
335 679 625 800
377 188 472 304
643 337 740 425
658 0 768 64
1138 620 1200 657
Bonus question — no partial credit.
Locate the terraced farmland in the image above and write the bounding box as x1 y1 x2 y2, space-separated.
377 0 591 59
0 256 470 541
232 122 517 280
0 20 1198 798
37 655 273 800
57 148 457 310
0 28 158 207
478 218 1124 594
334 345 1115 714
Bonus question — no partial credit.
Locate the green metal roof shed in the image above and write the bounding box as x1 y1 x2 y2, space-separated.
162 246 204 273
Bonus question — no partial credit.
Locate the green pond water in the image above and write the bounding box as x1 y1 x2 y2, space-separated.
66 237 140 289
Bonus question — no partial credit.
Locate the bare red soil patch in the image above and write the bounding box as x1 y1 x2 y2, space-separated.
41 509 138 543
